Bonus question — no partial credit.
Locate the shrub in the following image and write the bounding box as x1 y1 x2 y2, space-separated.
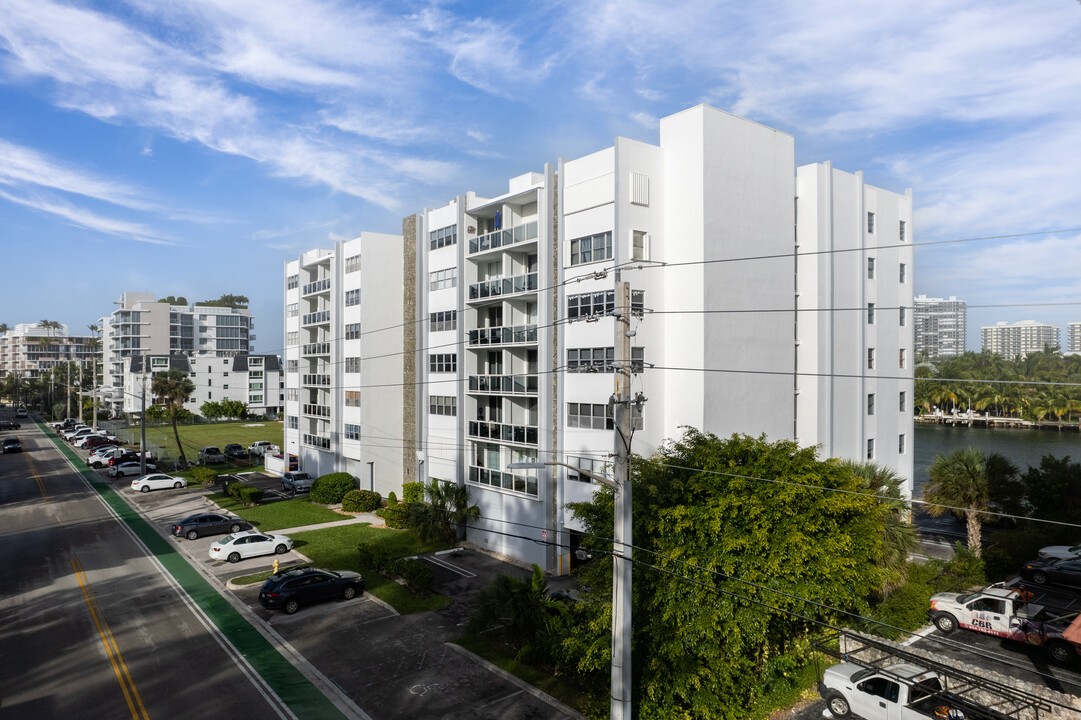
387 491 398 505
190 466 219 488
402 481 424 504
356 542 398 573
236 484 264 505
343 489 382 512
381 501 412 529
310 472 355 504
394 558 434 597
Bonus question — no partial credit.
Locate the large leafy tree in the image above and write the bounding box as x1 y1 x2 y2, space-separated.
1021 455 1081 526
564 430 885 718
466 564 568 663
411 479 480 543
922 447 991 556
152 369 195 469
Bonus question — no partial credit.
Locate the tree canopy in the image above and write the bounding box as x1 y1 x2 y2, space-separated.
152 369 195 468
198 293 249 308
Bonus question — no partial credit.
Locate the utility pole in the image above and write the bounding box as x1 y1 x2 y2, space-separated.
140 356 148 477
66 359 72 420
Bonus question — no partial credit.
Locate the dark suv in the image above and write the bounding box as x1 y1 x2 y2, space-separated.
258 568 364 614
281 471 315 495
223 443 247 460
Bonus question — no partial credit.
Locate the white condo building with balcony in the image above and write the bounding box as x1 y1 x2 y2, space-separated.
284 105 914 572
913 295 967 359
981 320 1060 360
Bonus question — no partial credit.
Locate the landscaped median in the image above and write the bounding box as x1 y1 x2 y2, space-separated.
39 421 354 720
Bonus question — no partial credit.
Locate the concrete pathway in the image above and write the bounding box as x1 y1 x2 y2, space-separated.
275 511 384 535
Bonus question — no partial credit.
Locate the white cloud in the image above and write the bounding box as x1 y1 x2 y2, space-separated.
0 187 174 244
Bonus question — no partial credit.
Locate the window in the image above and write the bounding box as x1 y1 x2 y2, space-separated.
430 311 457 332
429 354 457 373
567 347 644 373
345 357 361 373
287 415 298 429
567 402 613 430
899 263 907 283
568 456 609 484
899 220 907 242
567 289 645 320
345 254 361 273
345 289 360 307
867 348 876 369
867 212 875 233
287 274 298 289
867 257 875 279
867 303 875 325
632 230 649 261
287 359 298 372
867 393 875 416
429 225 457 250
867 438 875 460
223 384 229 390
287 303 298 318
345 322 361 339
287 331 298 346
287 388 298 401
569 231 613 266
429 268 457 291
899 348 907 369
346 391 360 407
899 391 906 412
898 434 906 454
429 395 457 416
344 424 360 440
899 307 906 326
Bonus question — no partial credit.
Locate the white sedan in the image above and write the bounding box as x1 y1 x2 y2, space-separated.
130 473 186 493
112 461 158 477
208 530 293 563
1038 543 1081 560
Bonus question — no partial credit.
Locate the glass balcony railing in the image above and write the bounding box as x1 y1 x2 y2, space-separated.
302 433 331 450
468 220 538 255
301 373 330 386
302 310 330 326
467 374 538 395
467 421 539 446
302 278 331 296
468 465 539 497
302 342 330 356
302 403 330 418
468 272 538 302
468 324 537 346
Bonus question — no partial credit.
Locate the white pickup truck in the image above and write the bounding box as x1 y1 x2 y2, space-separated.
819 662 994 720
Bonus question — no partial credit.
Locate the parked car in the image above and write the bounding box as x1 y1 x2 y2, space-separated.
248 440 273 457
53 418 79 430
171 513 252 540
1022 558 1081 589
208 530 292 563
1038 543 1081 561
67 428 95 443
281 471 315 495
198 446 226 464
73 434 108 448
82 435 118 450
0 420 20 431
87 446 121 467
2 437 22 453
111 461 157 478
258 567 364 614
109 451 153 467
223 443 247 460
131 473 187 493
60 425 88 440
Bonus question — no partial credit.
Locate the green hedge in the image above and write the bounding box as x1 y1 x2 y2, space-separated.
394 558 434 597
190 466 220 487
224 480 264 505
310 472 355 504
402 481 424 504
343 489 382 512
378 501 413 529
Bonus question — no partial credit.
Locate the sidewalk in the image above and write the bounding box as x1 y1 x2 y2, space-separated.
275 511 384 535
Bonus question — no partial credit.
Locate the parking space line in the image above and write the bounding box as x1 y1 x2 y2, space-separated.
420 555 477 578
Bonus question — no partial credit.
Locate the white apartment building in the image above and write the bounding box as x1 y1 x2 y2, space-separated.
981 320 1060 360
0 323 97 380
1067 322 1081 354
121 353 283 419
282 233 408 490
913 295 967 359
101 292 254 415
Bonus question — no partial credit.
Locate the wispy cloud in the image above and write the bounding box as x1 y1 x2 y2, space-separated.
0 187 174 244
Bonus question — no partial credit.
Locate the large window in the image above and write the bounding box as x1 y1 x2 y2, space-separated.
567 347 644 373
429 225 457 250
430 311 457 332
430 354 457 373
346 391 360 407
344 424 360 440
568 402 612 430
567 456 609 484
287 388 298 401
345 357 361 373
287 303 298 317
345 255 361 273
345 289 360 307
569 231 613 266
567 289 645 321
287 274 298 289
287 415 298 429
429 268 457 291
287 331 298 346
430 395 457 416
345 322 360 339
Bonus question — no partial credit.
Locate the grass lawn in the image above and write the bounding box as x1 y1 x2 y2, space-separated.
116 420 283 464
231 524 453 614
455 635 592 712
208 493 345 531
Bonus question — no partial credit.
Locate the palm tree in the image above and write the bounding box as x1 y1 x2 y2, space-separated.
465 564 567 662
411 479 481 543
841 461 918 596
922 447 990 557
151 369 195 469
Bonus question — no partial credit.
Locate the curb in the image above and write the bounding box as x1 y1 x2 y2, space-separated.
445 642 585 719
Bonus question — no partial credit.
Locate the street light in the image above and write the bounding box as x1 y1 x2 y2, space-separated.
507 460 618 491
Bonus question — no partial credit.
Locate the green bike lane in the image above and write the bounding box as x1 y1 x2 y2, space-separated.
41 422 357 720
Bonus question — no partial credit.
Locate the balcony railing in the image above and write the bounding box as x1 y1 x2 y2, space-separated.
302 310 330 326
467 374 538 395
302 403 330 418
468 272 538 302
468 324 537 346
468 220 538 255
302 433 331 450
468 465 539 497
302 278 331 296
301 373 330 387
302 342 331 356
467 421 538 446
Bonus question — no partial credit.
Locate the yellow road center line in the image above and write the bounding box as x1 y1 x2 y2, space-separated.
23 439 51 503
71 557 150 720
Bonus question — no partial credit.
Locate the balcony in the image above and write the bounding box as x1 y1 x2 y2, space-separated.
468 272 537 303
467 421 538 446
468 324 537 347
468 220 538 256
302 433 331 450
302 278 331 296
302 310 330 326
302 342 331 356
468 374 538 396
468 465 538 497
301 373 330 387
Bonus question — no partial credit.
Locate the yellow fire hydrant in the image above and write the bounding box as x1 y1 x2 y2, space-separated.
272 558 279 575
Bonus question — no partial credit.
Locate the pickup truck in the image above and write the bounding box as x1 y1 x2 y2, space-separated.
247 440 273 457
930 583 1081 664
820 662 998 720
198 446 226 464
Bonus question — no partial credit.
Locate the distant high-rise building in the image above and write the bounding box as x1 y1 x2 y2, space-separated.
981 320 1060 360
1067 322 1081 354
913 295 966 359
0 323 97 380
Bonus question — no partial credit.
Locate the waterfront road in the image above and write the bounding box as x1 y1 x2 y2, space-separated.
0 420 354 720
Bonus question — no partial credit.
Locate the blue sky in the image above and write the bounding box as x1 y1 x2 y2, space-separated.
1 0 1079 355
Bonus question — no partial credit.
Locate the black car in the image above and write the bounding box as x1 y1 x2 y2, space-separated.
2 437 22 453
1022 558 1081 589
258 567 364 614
0 420 21 431
223 443 247 460
171 513 252 540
